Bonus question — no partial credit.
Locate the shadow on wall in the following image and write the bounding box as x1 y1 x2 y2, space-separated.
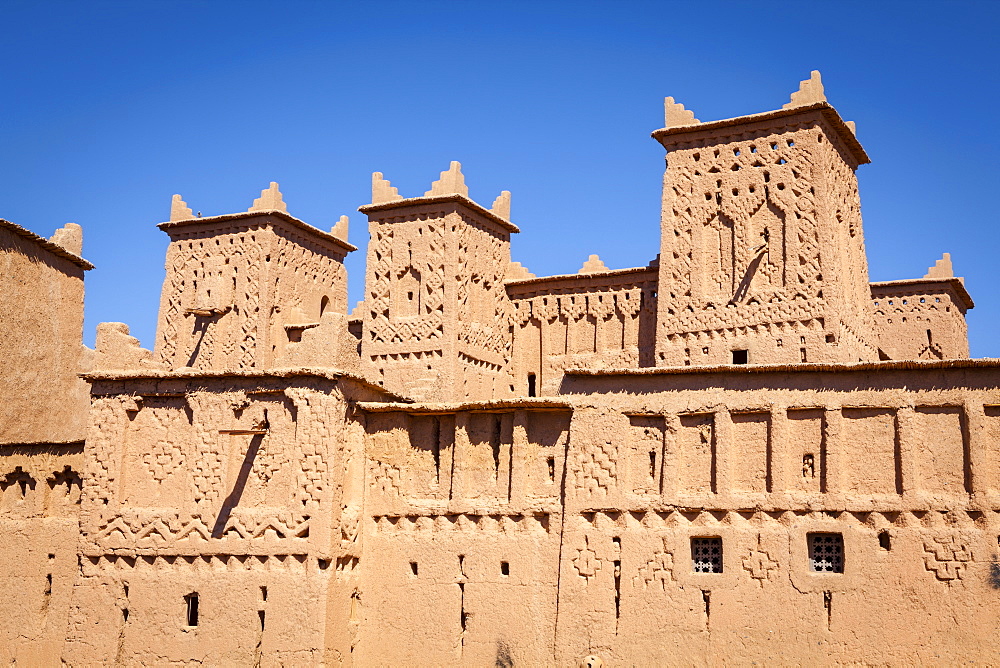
558 362 1000 396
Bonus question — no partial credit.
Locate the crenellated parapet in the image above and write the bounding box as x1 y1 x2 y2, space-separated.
357 162 517 401
652 72 878 367
154 184 356 372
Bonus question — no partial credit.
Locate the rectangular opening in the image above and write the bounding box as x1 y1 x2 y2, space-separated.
501 561 509 576
527 373 537 397
731 349 748 365
878 531 891 551
691 537 723 573
808 533 844 573
409 561 418 577
184 593 199 626
802 453 815 478
546 456 555 483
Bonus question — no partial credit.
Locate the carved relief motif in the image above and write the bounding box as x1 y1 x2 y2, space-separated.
634 537 674 590
93 511 311 548
573 536 603 582
368 220 446 345
577 440 617 495
371 460 401 495
457 216 510 359
923 533 975 581
653 119 885 364
743 548 779 584
158 244 186 362
138 402 189 483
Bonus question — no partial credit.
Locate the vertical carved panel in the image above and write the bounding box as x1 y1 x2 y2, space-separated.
841 408 899 495
730 412 770 493
678 413 715 494
628 415 665 494
914 406 968 495
787 408 824 493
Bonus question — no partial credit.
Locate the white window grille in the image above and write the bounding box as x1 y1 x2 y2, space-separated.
808 533 844 573
691 537 723 573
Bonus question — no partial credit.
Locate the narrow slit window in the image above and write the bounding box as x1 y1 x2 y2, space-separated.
808 533 844 573
878 531 891 551
527 373 537 397
184 593 199 626
691 537 723 573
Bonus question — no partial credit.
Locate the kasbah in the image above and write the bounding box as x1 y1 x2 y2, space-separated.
2 71 997 666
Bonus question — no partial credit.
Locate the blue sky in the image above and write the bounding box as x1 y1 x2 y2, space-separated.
3 1 998 355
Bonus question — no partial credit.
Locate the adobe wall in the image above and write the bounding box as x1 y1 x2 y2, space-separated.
653 101 879 367
360 193 515 403
507 267 657 397
154 213 352 372
555 362 1000 665
0 71 991 666
0 444 83 665
355 403 571 666
337 363 1000 665
63 372 386 666
0 221 91 444
872 278 971 360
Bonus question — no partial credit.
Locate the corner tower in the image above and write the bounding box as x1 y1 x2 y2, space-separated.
154 185 356 371
653 72 877 366
358 162 516 401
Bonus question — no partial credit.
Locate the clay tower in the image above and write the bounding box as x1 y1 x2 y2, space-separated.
154 186 355 371
358 162 517 400
652 72 877 366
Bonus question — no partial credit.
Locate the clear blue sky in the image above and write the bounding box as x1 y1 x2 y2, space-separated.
3 1 998 356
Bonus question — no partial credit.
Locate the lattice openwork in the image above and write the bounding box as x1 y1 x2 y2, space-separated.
808 533 844 573
691 536 724 573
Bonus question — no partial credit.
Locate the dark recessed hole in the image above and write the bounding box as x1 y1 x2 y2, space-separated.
185 593 199 627
879 531 891 551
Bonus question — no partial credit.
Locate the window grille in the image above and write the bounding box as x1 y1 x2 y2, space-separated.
808 533 844 573
691 537 723 573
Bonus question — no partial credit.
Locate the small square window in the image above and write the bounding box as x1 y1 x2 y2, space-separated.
732 349 748 365
691 537 723 573
808 533 844 573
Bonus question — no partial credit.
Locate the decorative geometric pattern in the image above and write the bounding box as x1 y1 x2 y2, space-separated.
743 548 779 584
691 537 724 573
923 534 973 581
808 533 844 573
573 536 602 582
634 537 674 590
577 440 617 495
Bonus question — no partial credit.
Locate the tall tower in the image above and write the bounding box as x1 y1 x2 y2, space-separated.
154 184 355 371
358 162 516 401
652 72 877 366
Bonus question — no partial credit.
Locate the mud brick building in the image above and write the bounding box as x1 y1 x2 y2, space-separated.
2 72 997 665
